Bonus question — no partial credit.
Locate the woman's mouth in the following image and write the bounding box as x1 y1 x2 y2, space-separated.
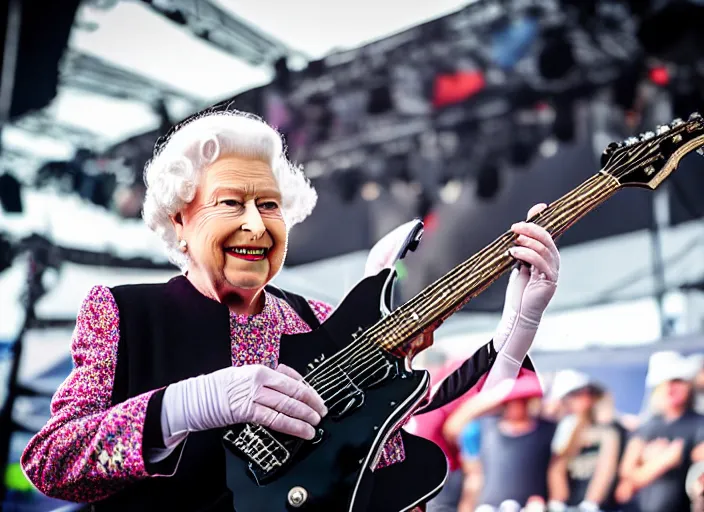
225 246 268 261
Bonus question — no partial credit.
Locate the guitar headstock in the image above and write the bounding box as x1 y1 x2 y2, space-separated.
601 112 704 189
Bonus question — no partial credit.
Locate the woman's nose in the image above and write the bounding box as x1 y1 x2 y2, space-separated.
240 204 266 238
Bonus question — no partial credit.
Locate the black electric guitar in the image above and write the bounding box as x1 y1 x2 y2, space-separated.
223 113 704 512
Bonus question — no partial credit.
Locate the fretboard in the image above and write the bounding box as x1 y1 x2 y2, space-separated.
366 171 622 354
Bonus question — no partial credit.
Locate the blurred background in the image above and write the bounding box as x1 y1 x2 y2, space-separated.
2 0 704 510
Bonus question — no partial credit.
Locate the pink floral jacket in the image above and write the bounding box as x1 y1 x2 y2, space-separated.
21 285 404 503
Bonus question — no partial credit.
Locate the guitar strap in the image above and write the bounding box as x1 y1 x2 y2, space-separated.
265 285 321 330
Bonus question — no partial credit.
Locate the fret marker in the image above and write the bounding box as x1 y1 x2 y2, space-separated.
411 312 420 322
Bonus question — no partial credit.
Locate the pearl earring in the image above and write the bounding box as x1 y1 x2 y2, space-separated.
178 239 187 252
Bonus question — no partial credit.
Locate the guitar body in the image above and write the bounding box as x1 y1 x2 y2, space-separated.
224 271 448 512
222 112 704 511
223 112 704 512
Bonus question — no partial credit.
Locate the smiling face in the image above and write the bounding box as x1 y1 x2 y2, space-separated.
172 154 287 304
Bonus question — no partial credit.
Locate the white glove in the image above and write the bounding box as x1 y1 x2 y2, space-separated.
484 204 559 390
364 220 420 277
160 364 328 449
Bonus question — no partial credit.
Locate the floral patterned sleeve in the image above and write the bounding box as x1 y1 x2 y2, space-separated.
307 299 334 325
21 285 170 503
306 299 405 470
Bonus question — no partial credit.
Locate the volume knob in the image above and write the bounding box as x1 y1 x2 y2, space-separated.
288 486 309 508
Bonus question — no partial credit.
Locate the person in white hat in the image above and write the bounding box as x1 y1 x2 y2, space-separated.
615 351 704 512
689 354 704 415
546 370 623 512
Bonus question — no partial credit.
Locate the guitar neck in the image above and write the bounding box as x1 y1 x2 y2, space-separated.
370 171 622 355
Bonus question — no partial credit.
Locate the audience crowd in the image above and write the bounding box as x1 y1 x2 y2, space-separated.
408 350 704 512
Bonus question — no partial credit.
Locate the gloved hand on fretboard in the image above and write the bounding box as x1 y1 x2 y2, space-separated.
483 203 559 390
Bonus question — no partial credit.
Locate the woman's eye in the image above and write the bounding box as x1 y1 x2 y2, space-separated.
220 199 241 207
259 201 279 210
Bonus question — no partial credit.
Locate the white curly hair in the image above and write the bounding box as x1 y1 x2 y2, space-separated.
142 109 317 270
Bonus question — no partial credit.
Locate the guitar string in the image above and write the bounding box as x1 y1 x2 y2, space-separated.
305 135 699 424
304 124 690 393
308 179 618 404
315 140 686 402
303 174 619 403
306 175 616 402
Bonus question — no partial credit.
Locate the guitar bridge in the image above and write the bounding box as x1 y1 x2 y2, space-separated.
223 424 291 475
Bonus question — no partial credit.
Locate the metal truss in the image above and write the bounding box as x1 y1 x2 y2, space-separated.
60 49 202 106
139 0 307 65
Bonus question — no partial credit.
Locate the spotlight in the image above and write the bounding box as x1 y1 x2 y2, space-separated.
360 181 381 202
0 173 23 213
0 232 14 273
537 29 575 81
439 180 463 204
476 165 501 200
510 140 534 167
539 138 559 158
637 3 704 65
273 57 291 92
553 102 575 143
612 64 642 111
335 168 363 203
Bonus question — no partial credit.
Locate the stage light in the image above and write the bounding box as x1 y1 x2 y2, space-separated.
553 102 575 143
537 29 575 81
637 2 704 65
539 138 559 159
439 180 463 204
0 232 14 273
0 173 22 213
360 181 381 202
334 168 363 203
649 66 669 86
476 165 501 200
273 57 291 92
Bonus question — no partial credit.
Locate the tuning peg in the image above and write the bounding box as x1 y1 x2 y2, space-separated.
697 148 704 156
670 118 684 127
640 131 655 140
624 136 639 146
656 125 670 135
690 112 702 120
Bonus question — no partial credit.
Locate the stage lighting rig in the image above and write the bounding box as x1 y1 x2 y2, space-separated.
636 1 704 65
140 0 306 66
60 50 200 107
537 27 576 81
0 232 15 273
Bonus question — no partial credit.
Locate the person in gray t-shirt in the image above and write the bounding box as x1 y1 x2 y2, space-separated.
445 368 558 511
616 351 704 512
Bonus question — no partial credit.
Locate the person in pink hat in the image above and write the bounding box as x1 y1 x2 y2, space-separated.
443 367 557 511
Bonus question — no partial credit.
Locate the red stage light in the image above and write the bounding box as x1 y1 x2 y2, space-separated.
649 66 669 86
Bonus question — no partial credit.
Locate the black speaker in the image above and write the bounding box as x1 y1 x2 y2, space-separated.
0 173 22 212
0 0 81 121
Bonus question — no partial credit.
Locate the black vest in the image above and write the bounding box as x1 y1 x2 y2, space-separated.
92 276 318 512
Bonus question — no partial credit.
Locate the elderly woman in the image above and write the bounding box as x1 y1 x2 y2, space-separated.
21 106 560 511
